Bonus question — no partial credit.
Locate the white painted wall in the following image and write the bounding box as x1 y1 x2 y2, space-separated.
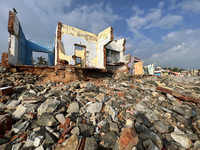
106 38 130 64
106 39 124 61
8 35 18 65
8 14 20 65
54 25 58 65
97 36 111 68
61 34 97 67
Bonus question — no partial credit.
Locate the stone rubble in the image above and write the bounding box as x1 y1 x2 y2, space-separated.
0 66 200 149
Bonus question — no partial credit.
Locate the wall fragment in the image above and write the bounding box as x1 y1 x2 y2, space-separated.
134 61 143 75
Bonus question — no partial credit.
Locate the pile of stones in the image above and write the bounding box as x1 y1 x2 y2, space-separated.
0 69 200 150
0 67 38 87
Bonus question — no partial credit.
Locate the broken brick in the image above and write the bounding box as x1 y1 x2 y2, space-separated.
61 126 73 137
0 86 13 96
0 115 14 134
117 91 125 98
118 127 139 150
63 117 71 129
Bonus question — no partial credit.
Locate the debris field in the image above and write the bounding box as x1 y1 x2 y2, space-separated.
1 66 200 150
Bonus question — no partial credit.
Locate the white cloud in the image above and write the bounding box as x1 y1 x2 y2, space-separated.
131 5 144 15
169 0 200 14
145 15 183 29
126 6 162 31
125 29 200 69
61 3 121 33
0 1 121 60
126 16 147 29
159 1 165 9
146 39 200 69
177 0 200 14
126 2 183 31
146 8 162 21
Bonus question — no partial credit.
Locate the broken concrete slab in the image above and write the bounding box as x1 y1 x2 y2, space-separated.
37 99 60 116
12 105 27 119
67 102 79 113
12 121 29 133
7 100 21 109
36 113 58 127
86 102 102 114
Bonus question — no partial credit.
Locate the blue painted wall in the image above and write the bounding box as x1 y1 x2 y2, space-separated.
17 25 54 66
18 25 27 65
26 41 54 66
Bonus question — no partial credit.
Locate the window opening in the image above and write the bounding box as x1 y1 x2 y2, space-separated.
75 57 81 65
32 51 48 66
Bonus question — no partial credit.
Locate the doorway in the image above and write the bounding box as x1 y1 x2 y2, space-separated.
75 44 86 67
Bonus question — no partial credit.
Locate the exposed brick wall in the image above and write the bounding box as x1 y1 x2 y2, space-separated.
57 22 62 40
56 22 63 65
103 46 106 67
8 11 15 35
110 27 114 41
1 53 10 68
84 50 87 67
123 38 126 52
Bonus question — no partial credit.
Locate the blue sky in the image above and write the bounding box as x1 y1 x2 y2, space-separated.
0 0 200 70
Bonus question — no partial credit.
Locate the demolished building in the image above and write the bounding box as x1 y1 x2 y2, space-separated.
3 11 130 72
2 11 200 150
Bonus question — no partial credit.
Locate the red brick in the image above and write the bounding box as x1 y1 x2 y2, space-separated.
78 137 86 150
117 91 125 98
0 86 13 96
82 119 86 124
0 116 14 134
119 127 139 150
1 53 10 68
10 135 18 142
61 126 73 137
118 114 123 120
58 137 65 144
63 117 71 129
109 92 115 96
101 104 105 112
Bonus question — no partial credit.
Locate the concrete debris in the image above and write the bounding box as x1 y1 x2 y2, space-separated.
12 121 29 133
67 102 79 113
34 136 44 147
1 69 200 150
86 102 102 114
171 127 192 148
37 99 60 116
143 139 160 150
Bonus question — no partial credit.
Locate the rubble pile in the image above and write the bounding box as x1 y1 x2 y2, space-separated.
0 67 39 87
1 68 200 150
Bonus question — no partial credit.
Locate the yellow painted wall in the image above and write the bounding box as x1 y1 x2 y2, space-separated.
75 49 85 66
59 50 72 62
134 61 143 75
91 56 98 66
62 24 97 42
97 27 112 43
